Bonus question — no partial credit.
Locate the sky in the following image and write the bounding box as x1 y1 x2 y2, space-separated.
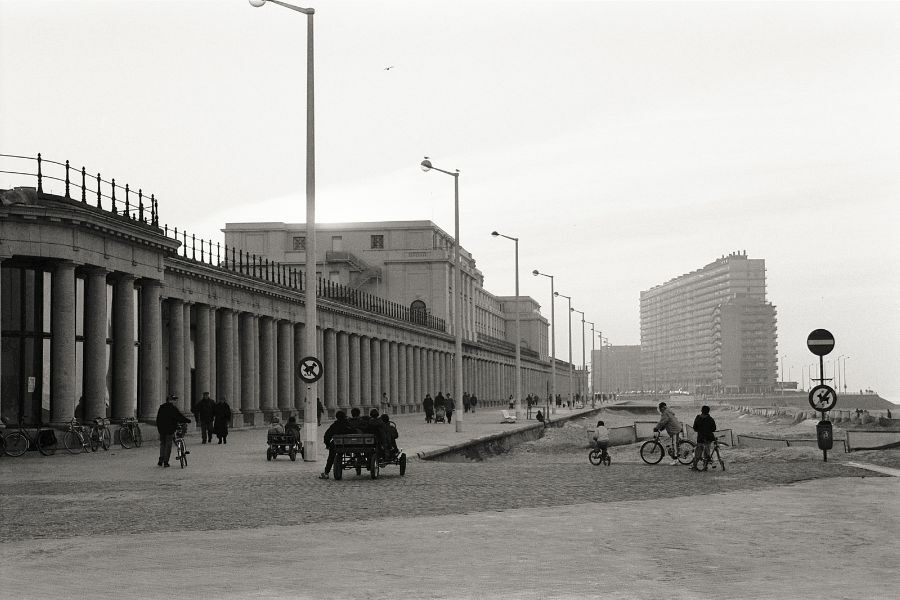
1 0 898 402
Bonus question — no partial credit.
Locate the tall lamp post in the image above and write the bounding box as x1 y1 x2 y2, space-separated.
421 157 464 432
533 270 556 415
585 320 595 406
249 0 318 460
842 356 850 393
555 291 573 408
492 231 522 420
572 308 586 406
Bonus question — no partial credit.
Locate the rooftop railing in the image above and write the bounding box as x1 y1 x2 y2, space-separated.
1 153 446 334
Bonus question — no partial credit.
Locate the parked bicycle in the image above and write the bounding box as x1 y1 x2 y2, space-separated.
174 422 190 468
89 417 112 451
640 430 695 465
63 418 92 454
695 437 726 471
588 444 611 466
1 416 58 457
117 417 143 449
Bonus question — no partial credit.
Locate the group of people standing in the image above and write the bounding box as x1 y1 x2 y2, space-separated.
420 392 478 424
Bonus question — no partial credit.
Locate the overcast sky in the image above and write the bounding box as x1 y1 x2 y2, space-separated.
2 0 898 402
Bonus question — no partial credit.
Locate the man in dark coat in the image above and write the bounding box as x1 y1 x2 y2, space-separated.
690 405 718 471
213 395 232 444
423 394 434 423
194 391 216 444
319 410 358 479
157 395 190 467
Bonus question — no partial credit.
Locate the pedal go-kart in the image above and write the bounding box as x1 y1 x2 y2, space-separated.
330 433 407 480
266 432 303 461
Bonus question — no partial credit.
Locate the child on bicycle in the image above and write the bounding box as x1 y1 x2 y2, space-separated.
690 405 717 471
593 420 609 455
653 402 682 465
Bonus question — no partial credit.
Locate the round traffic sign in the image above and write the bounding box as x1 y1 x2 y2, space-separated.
806 329 835 356
808 384 837 412
297 356 323 384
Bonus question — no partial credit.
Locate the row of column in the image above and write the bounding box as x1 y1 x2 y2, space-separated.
461 357 551 403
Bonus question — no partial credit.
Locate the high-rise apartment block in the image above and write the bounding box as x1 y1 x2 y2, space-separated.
640 251 777 394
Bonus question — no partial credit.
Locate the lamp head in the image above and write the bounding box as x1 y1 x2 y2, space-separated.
554 291 560 297
532 270 540 276
491 231 499 237
249 0 267 6
420 157 433 172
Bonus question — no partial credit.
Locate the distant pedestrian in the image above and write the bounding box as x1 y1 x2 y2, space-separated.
423 394 434 423
508 395 515 410
446 394 455 424
381 392 391 414
317 398 325 426
194 391 216 444
470 394 477 414
213 395 232 444
463 392 471 413
157 395 190 467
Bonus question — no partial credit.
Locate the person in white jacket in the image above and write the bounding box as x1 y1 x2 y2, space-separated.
653 402 683 465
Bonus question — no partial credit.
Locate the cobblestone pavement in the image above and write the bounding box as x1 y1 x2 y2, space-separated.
1 404 896 599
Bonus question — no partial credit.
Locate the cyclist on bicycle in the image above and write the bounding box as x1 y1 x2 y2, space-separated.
652 402 682 465
157 395 191 468
592 420 609 453
690 405 717 471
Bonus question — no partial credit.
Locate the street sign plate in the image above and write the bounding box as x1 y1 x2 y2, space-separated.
298 356 323 384
808 384 837 412
807 329 835 356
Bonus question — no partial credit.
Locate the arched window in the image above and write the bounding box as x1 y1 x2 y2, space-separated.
410 300 427 325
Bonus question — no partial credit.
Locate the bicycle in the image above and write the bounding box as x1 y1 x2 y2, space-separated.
1 416 58 457
63 418 91 454
588 442 611 466
174 422 190 468
117 417 143 449
694 437 726 471
640 430 695 465
89 417 112 451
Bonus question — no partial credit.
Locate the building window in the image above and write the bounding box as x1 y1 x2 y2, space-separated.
410 300 427 325
371 234 384 249
292 236 306 251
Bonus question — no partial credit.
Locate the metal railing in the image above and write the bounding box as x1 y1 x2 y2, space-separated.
0 153 158 226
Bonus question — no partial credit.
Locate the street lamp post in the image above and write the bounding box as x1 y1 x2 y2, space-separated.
249 0 318 460
585 320 595 406
492 231 522 420
572 308 586 407
533 270 556 415
843 356 850 393
421 157 464 432
555 291 573 408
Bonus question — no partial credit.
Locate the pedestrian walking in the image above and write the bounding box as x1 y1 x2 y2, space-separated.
194 391 216 444
463 392 471 413
470 394 477 414
381 392 391 414
446 394 455 424
317 398 325 426
213 395 232 444
157 395 190 467
423 393 434 423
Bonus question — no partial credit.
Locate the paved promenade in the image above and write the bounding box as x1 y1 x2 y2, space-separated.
1 404 898 599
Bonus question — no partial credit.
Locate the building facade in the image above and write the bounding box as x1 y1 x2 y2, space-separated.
639 251 777 394
0 174 562 429
592 345 643 395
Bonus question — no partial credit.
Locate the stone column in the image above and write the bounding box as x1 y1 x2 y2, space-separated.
240 312 256 422
397 343 407 414
208 306 217 401
82 266 108 421
252 315 260 419
50 261 77 424
380 339 390 404
183 302 193 412
195 303 211 400
349 333 361 407
324 329 337 411
277 320 293 411
389 341 399 411
112 275 136 420
259 316 275 415
413 347 422 411
216 308 235 410
406 344 416 411
337 331 350 409
168 298 185 412
371 338 382 410
231 310 241 419
359 335 370 407
139 280 163 421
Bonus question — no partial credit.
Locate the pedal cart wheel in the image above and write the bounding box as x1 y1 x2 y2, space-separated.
399 453 407 476
266 448 273 461
369 453 379 480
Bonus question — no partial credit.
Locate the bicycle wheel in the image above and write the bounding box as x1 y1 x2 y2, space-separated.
640 440 664 464
714 446 725 471
37 429 58 456
132 425 143 448
588 449 603 466
100 428 111 450
177 441 187 468
676 440 695 465
119 427 133 449
89 431 99 452
64 431 85 454
4 432 29 457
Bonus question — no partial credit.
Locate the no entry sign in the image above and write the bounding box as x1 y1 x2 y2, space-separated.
806 329 835 356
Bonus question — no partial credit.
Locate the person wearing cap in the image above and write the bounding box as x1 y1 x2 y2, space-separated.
653 401 683 465
157 395 190 467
